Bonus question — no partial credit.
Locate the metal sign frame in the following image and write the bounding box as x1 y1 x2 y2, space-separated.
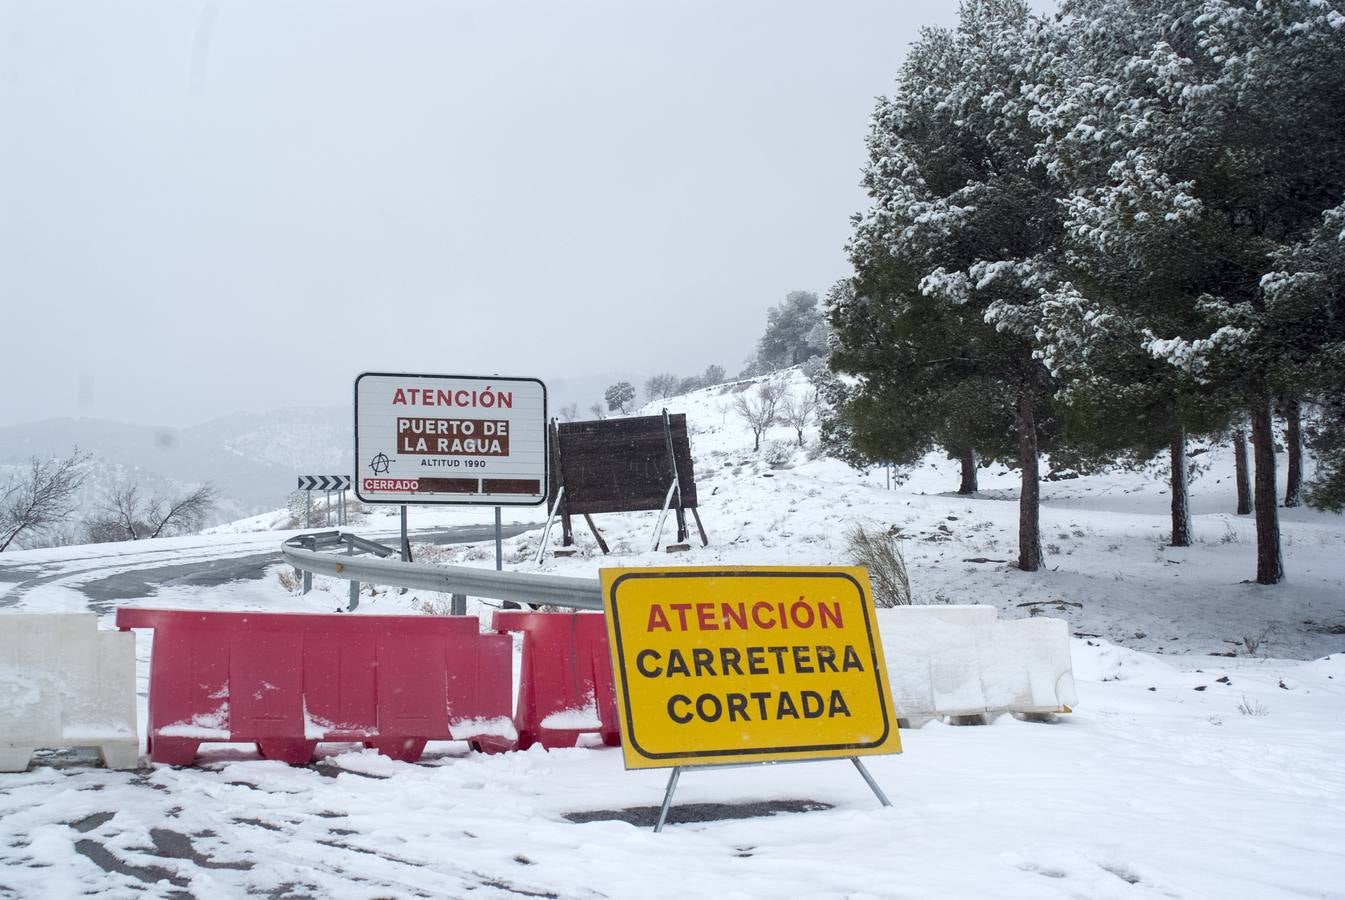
354 372 548 507
537 412 707 557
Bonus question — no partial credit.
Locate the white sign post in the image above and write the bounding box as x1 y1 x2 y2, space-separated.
354 372 548 507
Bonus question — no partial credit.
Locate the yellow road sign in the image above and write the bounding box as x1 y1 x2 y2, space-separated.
600 566 901 769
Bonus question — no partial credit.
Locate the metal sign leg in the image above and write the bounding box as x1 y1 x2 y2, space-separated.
850 757 892 807
400 505 411 562
534 486 565 564
495 506 503 571
650 479 679 551
346 541 359 612
654 767 683 833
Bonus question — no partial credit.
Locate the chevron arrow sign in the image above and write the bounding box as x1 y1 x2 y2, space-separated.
298 475 352 491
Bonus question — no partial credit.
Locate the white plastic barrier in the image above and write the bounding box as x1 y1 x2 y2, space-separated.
981 616 1078 714
881 605 1077 721
0 613 139 771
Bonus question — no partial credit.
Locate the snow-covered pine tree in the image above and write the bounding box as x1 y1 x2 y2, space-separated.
837 0 1065 571
1033 0 1345 584
1278 203 1345 512
755 291 826 372
1020 10 1240 547
825 274 1019 494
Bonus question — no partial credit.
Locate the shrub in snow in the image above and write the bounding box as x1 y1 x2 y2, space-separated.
1237 696 1269 717
846 523 911 607
762 440 794 469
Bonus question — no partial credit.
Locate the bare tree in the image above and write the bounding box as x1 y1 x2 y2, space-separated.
588 402 607 420
778 392 818 447
645 373 680 400
0 448 90 551
149 483 217 537
92 481 218 540
558 403 579 422
99 482 146 540
677 375 703 395
734 382 784 451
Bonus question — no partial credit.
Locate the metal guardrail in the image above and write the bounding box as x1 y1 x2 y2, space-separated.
286 530 400 558
281 531 603 611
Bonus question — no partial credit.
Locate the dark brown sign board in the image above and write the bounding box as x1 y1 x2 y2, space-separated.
549 414 697 515
543 412 707 553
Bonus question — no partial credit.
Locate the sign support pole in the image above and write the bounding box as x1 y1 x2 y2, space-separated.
651 758 890 833
494 506 503 571
399 505 411 562
662 409 687 543
534 486 565 564
851 757 892 807
649 479 679 551
653 767 682 833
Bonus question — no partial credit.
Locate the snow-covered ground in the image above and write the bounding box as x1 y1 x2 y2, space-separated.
2 369 1342 898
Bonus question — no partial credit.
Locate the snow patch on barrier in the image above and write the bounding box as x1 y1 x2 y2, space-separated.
160 705 231 740
880 605 1077 720
540 700 602 731
0 613 139 770
449 716 519 741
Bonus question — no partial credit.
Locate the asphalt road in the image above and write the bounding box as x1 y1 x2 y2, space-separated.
0 523 539 612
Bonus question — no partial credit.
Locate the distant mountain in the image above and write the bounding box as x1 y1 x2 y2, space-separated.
0 374 659 547
183 407 353 477
0 408 354 540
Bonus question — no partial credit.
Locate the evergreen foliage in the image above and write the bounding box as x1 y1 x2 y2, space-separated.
1030 0 1345 580
604 381 635 414
755 291 827 372
827 0 1345 582
832 0 1062 571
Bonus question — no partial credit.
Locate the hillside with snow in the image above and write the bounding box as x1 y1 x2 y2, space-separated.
305 366 1345 662
2 366 1343 899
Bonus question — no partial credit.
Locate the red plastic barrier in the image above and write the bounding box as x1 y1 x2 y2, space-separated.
116 609 515 766
491 610 620 750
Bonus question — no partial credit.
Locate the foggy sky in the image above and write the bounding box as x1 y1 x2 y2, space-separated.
1 1 963 428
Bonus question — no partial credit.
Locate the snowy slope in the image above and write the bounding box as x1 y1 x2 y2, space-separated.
336 367 1345 660
1 366 1343 899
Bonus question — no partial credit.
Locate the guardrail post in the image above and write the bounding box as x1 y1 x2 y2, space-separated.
302 570 312 594
347 541 359 611
451 593 466 616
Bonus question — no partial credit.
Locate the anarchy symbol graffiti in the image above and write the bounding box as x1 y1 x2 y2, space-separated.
368 452 391 475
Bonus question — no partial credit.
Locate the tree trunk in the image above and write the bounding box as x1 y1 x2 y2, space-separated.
1233 428 1252 515
1284 398 1302 508
1016 389 1042 572
957 447 978 495
1249 400 1284 584
1170 425 1192 547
